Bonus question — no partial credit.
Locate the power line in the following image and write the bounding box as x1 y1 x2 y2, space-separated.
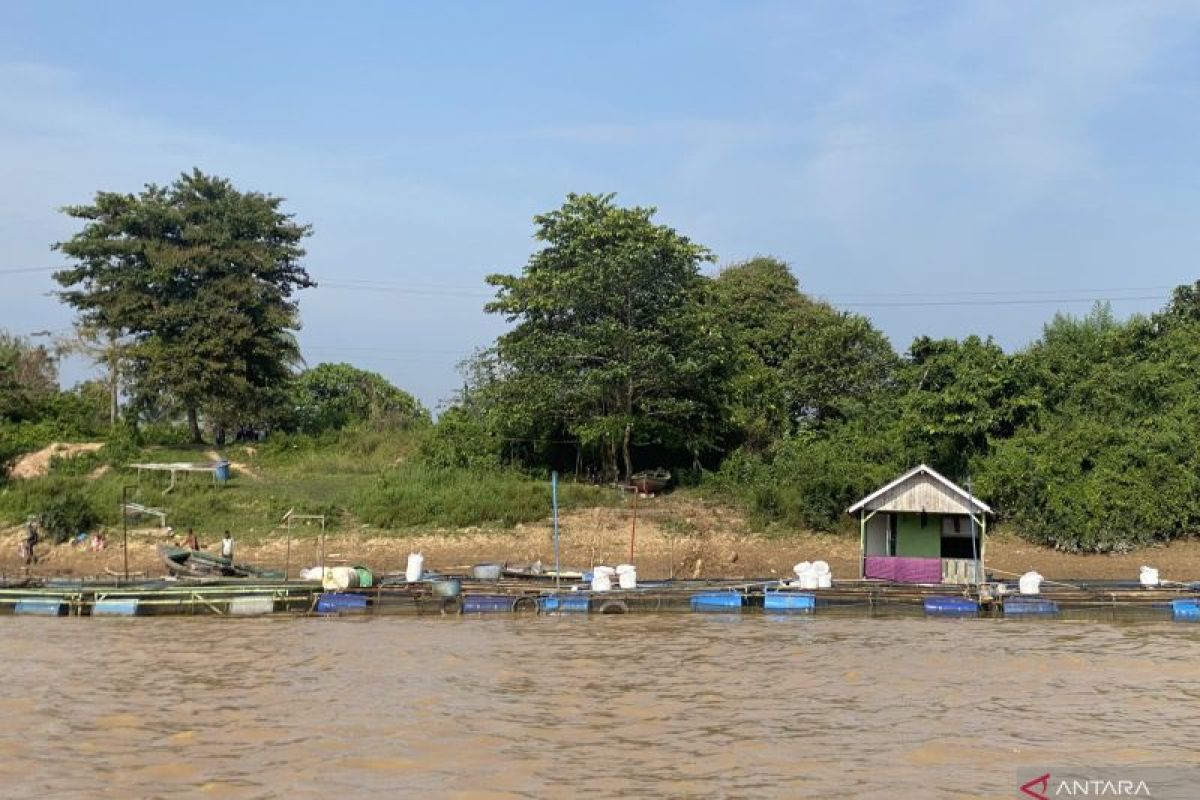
4 265 1178 308
0 266 57 275
834 295 1164 308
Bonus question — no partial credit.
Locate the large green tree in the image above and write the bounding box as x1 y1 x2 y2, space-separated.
711 257 897 450
53 169 314 442
486 193 729 479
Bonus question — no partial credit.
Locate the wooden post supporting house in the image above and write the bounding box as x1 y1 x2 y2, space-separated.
848 464 993 585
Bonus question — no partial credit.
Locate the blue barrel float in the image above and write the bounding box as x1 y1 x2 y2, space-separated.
1003 597 1059 616
15 598 65 616
924 597 979 617
540 594 590 613
1171 599 1200 621
764 591 816 612
93 599 139 617
690 591 743 611
463 594 516 614
316 593 368 614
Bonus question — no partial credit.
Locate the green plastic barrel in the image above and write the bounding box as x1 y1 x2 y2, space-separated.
354 566 374 588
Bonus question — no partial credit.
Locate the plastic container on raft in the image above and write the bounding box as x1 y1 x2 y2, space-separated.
1018 571 1043 595
472 563 502 581
353 566 374 589
405 553 425 583
799 572 820 591
616 564 637 589
431 578 462 597
792 561 811 579
323 566 360 591
1140 566 1160 587
591 573 613 592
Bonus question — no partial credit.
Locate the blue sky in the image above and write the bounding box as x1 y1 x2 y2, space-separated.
3 2 1199 408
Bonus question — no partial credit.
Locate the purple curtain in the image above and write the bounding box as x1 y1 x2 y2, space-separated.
864 556 942 584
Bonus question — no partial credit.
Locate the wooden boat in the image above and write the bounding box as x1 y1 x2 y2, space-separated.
156 544 279 579
626 468 671 494
502 561 585 580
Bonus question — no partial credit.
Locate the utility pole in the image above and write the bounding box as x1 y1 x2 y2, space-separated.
121 486 133 582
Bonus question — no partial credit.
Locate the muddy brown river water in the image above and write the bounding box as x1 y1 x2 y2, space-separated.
1 615 1197 799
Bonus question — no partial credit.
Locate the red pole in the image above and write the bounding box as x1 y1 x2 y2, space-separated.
629 487 637 564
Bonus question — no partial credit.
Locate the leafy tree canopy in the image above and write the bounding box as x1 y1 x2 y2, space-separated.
289 362 429 434
53 169 314 442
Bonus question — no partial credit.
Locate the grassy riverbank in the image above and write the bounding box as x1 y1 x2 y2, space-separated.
0 430 615 541
3 430 1199 584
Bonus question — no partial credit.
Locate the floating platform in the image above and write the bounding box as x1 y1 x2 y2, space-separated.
0 576 1197 621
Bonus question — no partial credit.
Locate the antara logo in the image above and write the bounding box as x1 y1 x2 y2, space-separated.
1020 773 1153 797
1021 774 1051 800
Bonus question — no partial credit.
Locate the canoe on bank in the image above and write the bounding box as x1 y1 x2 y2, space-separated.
157 544 282 579
626 468 671 494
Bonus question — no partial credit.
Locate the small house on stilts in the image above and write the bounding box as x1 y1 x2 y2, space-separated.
848 464 992 585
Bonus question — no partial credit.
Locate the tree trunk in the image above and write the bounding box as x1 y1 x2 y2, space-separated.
187 407 203 444
107 334 119 427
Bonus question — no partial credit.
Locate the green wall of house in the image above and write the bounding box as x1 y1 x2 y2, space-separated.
896 513 941 557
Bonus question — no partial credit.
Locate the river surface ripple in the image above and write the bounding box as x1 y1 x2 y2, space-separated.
1 615 1197 799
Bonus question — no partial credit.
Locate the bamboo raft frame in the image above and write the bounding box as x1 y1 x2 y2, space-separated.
0 576 1196 619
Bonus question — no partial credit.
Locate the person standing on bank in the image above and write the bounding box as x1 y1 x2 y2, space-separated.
220 531 234 564
23 516 39 566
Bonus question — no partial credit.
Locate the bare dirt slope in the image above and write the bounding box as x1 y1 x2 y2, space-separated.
9 442 104 480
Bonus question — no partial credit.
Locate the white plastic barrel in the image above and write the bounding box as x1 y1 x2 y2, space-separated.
1018 571 1043 595
817 572 832 589
793 561 811 579
799 572 819 590
405 552 425 583
1140 566 1159 587
618 568 637 589
591 573 613 592
333 566 359 590
812 560 830 575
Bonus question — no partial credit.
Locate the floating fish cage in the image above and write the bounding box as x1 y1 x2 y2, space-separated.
0 576 1197 622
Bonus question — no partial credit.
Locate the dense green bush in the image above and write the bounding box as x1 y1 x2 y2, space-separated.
0 478 103 543
705 419 906 531
975 408 1200 552
417 408 500 470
